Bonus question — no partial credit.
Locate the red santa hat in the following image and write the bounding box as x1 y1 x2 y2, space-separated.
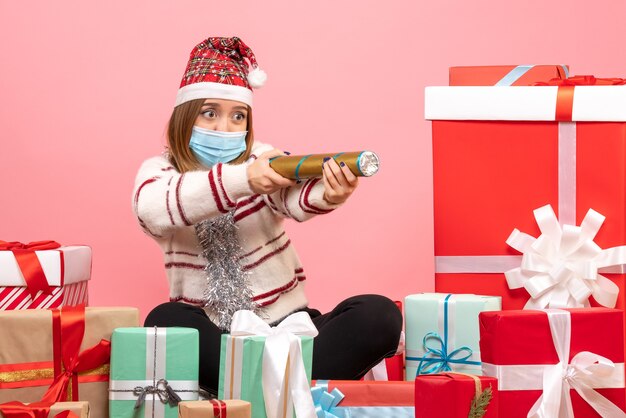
175 36 266 108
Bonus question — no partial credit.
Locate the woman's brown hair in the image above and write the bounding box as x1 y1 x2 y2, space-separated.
166 99 254 173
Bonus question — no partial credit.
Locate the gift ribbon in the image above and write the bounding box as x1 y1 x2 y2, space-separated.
495 65 569 87
534 76 626 121
108 327 199 418
0 240 61 298
482 309 626 417
229 310 318 418
406 294 481 376
311 385 346 418
504 204 625 309
209 399 227 418
40 305 111 403
0 402 81 418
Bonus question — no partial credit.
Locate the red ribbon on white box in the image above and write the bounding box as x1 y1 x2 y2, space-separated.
482 310 626 418
435 120 626 309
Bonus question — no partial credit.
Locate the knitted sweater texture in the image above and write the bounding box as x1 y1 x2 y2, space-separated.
133 141 338 324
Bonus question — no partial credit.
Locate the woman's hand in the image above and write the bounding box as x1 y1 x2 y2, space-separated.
322 158 359 205
247 149 296 194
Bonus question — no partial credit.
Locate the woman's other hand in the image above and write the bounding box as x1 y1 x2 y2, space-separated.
247 149 296 194
322 158 359 205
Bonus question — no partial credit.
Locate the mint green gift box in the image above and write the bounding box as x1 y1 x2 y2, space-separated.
109 327 200 418
218 334 314 418
405 293 501 380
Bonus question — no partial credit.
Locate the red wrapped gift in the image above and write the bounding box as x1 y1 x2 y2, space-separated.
479 308 626 417
414 373 498 418
0 241 90 310
312 380 414 416
427 76 626 311
449 64 569 86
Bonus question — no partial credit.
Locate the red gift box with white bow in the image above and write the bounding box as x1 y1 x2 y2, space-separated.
479 308 626 417
427 76 626 312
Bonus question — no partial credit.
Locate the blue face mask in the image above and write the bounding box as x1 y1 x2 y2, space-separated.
189 126 248 168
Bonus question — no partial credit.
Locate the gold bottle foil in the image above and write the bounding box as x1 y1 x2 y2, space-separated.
269 151 380 180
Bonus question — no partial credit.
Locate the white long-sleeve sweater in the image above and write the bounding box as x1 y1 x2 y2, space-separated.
133 141 338 324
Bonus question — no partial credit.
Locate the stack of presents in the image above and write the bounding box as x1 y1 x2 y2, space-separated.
2 65 626 418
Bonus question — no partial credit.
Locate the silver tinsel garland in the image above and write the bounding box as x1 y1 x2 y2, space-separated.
195 212 258 330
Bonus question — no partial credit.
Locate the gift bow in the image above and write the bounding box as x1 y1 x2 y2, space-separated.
535 75 626 86
0 402 80 418
40 305 112 403
230 310 318 418
132 378 182 410
417 332 475 375
0 240 61 298
311 386 347 418
505 205 625 309
528 310 626 418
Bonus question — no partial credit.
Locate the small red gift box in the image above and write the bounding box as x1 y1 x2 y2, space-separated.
479 308 626 417
414 373 498 418
449 64 568 86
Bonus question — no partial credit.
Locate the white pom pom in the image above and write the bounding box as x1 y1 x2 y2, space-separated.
247 67 267 88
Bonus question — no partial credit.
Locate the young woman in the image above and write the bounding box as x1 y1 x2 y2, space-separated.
133 36 402 394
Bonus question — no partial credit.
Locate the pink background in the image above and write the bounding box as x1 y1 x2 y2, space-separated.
1 1 625 319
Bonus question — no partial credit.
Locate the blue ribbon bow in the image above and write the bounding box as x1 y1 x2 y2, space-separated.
407 294 481 376
311 385 348 418
416 332 477 375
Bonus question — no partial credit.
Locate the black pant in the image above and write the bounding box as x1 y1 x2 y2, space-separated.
144 294 402 394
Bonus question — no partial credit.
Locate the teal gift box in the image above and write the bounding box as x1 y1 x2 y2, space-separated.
405 293 501 379
108 327 200 418
218 332 314 418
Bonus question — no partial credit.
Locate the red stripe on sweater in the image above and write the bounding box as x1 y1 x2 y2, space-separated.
299 179 330 215
239 245 263 259
217 163 236 207
208 169 228 214
295 267 304 274
234 200 267 223
252 276 298 301
138 217 163 238
176 174 192 225
243 239 291 271
165 262 205 270
304 177 333 213
161 167 175 171
266 194 289 217
265 231 286 246
239 231 287 260
282 188 299 220
134 177 159 207
254 276 306 307
165 251 200 257
237 194 261 208
166 177 175 225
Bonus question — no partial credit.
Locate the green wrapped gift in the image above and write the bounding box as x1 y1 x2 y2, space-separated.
108 327 200 418
218 310 317 418
405 293 501 379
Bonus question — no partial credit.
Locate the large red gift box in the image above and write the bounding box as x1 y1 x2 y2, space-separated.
479 308 626 417
449 64 568 86
414 373 498 418
0 242 90 310
426 78 626 311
